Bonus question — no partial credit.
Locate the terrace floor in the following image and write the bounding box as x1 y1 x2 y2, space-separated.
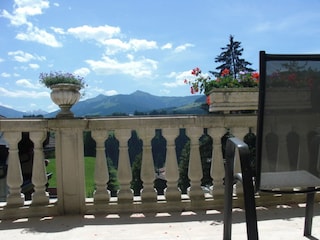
0 203 319 240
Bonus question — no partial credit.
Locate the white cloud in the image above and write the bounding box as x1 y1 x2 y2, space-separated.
29 63 40 69
67 25 157 55
8 50 46 62
102 38 128 54
47 102 59 112
0 0 49 26
0 58 4 62
67 25 121 42
9 50 33 62
174 43 194 53
161 43 172 50
163 70 193 88
51 27 65 34
1 1 61 47
104 90 118 96
102 38 157 55
92 87 118 96
128 39 157 51
1 72 11 77
73 67 90 77
86 55 158 78
16 79 39 89
0 87 48 98
16 26 62 47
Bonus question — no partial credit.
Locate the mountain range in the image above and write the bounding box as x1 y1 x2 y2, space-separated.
0 90 207 118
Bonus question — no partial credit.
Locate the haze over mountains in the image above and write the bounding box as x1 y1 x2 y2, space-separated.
0 91 207 118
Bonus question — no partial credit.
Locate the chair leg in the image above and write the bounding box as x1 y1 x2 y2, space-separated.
240 154 258 240
304 192 315 237
242 175 259 240
223 162 234 240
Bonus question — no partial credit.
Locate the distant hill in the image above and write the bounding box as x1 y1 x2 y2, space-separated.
0 106 48 118
0 90 207 118
0 105 25 118
46 90 207 117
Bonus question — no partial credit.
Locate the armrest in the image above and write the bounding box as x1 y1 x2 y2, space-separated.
225 137 255 189
225 137 250 176
225 137 250 165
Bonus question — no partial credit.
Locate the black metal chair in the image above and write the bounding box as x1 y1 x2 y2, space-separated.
223 51 320 239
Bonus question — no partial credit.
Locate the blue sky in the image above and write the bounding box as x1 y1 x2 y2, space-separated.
1 0 320 112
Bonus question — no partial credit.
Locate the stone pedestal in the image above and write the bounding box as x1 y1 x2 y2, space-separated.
54 124 85 214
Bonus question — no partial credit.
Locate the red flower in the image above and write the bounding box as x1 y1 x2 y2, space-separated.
191 86 199 94
184 79 188 84
221 68 230 77
206 95 210 105
288 73 297 82
251 72 259 79
191 67 201 76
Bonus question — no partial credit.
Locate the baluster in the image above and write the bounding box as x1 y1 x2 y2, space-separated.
4 132 24 207
187 127 204 201
299 129 309 170
278 127 289 171
29 131 49 205
116 129 133 203
140 128 157 202
208 128 225 198
162 128 180 201
91 130 109 203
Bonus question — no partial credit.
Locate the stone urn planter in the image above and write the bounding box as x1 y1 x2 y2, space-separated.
39 71 86 118
50 83 81 118
207 88 259 113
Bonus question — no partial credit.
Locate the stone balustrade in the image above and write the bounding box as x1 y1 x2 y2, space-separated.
0 114 310 220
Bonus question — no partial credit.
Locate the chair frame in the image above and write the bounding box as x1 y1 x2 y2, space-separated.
223 51 320 240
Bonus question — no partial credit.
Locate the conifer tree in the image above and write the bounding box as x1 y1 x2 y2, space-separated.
213 35 254 79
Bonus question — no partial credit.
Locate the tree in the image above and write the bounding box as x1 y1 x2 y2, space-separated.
213 35 254 79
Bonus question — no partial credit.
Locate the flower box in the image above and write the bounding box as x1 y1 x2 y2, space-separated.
207 88 259 113
265 87 311 110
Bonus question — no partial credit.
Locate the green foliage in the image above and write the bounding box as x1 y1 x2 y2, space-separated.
46 156 119 198
107 157 120 197
177 140 190 194
46 157 96 198
128 130 144 195
83 131 96 157
105 132 119 168
213 35 254 78
130 152 143 196
199 133 213 186
39 71 86 89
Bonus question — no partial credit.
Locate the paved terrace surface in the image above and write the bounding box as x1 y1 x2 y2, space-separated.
0 203 319 240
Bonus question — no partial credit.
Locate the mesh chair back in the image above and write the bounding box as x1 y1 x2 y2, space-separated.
257 51 320 192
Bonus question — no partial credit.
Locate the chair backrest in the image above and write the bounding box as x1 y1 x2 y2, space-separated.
257 51 320 191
